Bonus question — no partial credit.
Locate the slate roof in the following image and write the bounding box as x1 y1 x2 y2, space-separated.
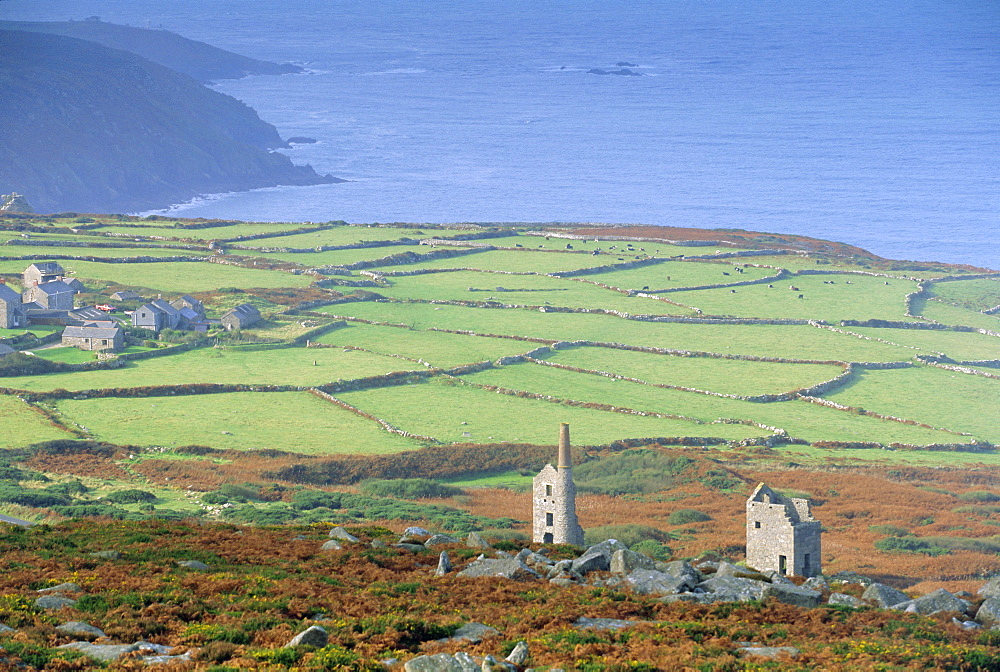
111 290 142 301
31 280 75 296
150 298 181 317
25 262 64 275
69 307 108 322
0 284 20 303
62 324 122 339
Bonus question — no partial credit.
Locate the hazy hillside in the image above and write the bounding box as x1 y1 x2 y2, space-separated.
0 18 303 82
0 30 339 214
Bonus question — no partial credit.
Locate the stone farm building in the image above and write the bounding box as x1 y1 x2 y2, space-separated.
61 322 124 352
22 280 77 311
111 290 142 301
23 262 65 287
746 483 822 578
0 283 25 329
132 299 182 333
221 303 262 331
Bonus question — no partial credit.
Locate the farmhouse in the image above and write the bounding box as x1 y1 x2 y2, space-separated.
171 295 205 317
22 280 77 311
532 423 585 545
111 290 142 301
746 483 821 578
221 303 262 331
0 283 25 329
61 321 124 352
22 262 64 287
132 299 182 332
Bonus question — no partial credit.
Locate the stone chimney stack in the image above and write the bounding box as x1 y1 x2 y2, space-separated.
558 422 571 470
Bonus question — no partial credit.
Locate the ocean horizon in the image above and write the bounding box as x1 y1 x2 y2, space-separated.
2 0 997 269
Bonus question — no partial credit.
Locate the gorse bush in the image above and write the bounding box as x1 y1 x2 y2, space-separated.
574 449 695 495
667 509 712 525
105 488 158 504
358 478 464 500
584 524 671 548
290 490 342 510
958 491 1000 503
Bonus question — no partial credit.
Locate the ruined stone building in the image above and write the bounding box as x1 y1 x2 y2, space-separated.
746 483 821 577
0 283 25 329
532 423 585 546
23 262 65 288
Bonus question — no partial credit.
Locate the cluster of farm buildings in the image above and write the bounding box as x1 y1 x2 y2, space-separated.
0 262 261 354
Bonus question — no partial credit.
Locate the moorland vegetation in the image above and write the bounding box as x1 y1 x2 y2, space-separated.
0 212 997 668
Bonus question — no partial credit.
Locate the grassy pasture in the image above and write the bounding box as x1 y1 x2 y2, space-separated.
0 260 312 293
912 298 1000 331
29 347 95 364
250 244 470 267
847 327 1000 362
235 226 470 249
0 244 209 259
54 391 423 454
0 345 418 392
325 301 916 362
312 323 537 368
769 443 1000 466
336 377 772 445
459 362 968 446
581 260 777 291
825 365 1000 442
481 235 716 256
372 248 623 273
929 278 1000 312
541 346 845 396
375 270 695 315
0 325 60 339
665 274 920 323
0 395 72 448
88 221 312 240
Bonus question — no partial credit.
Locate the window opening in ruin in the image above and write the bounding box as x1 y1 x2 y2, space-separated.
545 512 554 526
779 555 787 575
544 532 553 543
803 553 811 575
545 484 552 496
754 521 761 528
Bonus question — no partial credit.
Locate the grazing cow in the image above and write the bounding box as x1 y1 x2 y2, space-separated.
566 244 573 249
731 289 737 293
789 286 799 291
768 284 773 288
798 294 804 299
642 286 649 290
723 272 730 276
885 281 889 285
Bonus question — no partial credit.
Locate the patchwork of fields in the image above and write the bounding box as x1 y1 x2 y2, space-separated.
1 214 996 457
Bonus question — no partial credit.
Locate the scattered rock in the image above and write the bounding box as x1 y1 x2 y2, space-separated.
425 534 461 548
573 617 647 631
828 593 867 608
979 576 1000 598
905 588 970 616
466 532 490 549
505 641 529 665
829 571 874 587
176 560 211 570
88 551 123 560
0 623 14 633
404 652 467 672
862 583 910 608
737 646 799 659
394 543 428 553
328 527 360 543
976 597 1000 627
610 548 656 575
457 555 540 581
35 595 77 610
571 548 611 575
625 568 693 596
953 617 980 630
450 622 500 644
714 562 767 581
699 576 767 602
762 583 822 609
57 642 139 662
371 539 387 549
435 551 453 577
38 582 82 594
402 526 432 540
56 621 106 639
321 540 343 551
285 625 329 648
803 576 829 591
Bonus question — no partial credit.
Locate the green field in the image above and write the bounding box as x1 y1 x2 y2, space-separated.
0 395 72 448
0 218 995 465
54 391 423 454
313 323 538 368
666 274 920 323
0 259 312 293
324 301 917 362
336 377 772 445
0 244 209 259
1 344 420 392
539 346 845 396
375 270 695 315
825 365 1000 442
458 362 969 446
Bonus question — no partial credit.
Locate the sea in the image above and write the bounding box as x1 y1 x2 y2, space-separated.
2 0 998 269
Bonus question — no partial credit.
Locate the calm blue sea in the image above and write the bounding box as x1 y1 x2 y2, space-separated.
3 1 998 269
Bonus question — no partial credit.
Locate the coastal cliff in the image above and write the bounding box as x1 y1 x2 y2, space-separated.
0 30 339 214
0 18 303 83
